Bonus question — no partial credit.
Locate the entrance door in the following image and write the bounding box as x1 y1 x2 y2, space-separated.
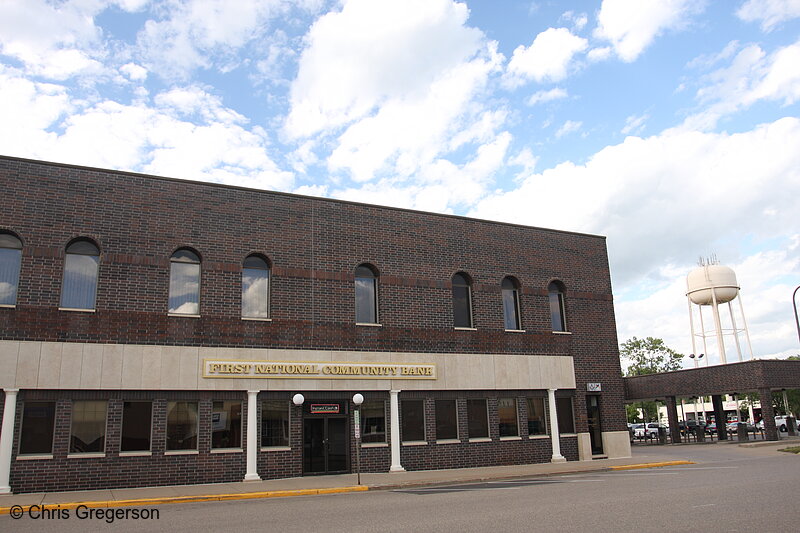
586 395 603 455
303 417 348 474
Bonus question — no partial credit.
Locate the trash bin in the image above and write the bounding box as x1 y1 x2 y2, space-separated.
695 425 705 442
657 426 667 445
737 422 748 442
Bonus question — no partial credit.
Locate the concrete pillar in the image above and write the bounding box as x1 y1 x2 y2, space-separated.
0 389 19 494
665 396 681 444
243 390 261 481
711 395 727 441
548 389 566 463
389 390 404 472
758 388 778 441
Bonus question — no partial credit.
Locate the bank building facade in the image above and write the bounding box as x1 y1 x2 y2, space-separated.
0 155 631 494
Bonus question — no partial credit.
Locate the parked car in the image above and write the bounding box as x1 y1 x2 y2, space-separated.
633 423 661 438
705 422 718 435
755 416 793 432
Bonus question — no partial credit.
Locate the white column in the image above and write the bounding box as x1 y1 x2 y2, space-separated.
389 390 404 472
0 389 19 494
548 388 566 463
244 390 261 482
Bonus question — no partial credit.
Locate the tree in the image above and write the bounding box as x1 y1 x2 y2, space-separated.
620 337 684 424
621 336 684 377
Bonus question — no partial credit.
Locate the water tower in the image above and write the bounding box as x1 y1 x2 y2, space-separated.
686 257 753 366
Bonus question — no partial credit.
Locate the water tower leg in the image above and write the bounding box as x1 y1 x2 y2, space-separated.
698 306 710 367
728 301 743 362
737 295 754 359
711 290 727 364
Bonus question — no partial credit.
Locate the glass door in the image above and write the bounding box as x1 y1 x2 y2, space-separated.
586 395 603 455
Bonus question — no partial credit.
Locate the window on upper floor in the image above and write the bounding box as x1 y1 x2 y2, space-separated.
169 248 200 315
355 263 378 324
0 232 22 306
501 277 521 330
242 255 270 319
60 239 100 310
548 280 567 332
452 272 473 328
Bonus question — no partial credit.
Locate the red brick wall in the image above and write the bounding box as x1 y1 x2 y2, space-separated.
1 155 627 436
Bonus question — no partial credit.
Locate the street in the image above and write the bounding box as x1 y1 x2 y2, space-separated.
3 443 798 532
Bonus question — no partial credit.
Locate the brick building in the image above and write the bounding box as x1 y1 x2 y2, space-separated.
0 155 630 494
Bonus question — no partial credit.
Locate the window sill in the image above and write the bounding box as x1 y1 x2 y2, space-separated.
504 329 526 333
242 317 272 322
260 446 291 452
499 436 522 441
355 322 382 327
401 440 427 446
16 454 53 461
435 439 460 445
0 304 16 309
454 327 477 331
468 437 491 443
59 307 95 313
168 313 200 318
211 448 243 454
560 433 578 437
165 449 199 455
529 434 550 440
551 331 572 335
361 442 388 448
67 453 105 459
119 451 152 457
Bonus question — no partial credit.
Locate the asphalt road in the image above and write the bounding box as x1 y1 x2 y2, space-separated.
3 443 798 533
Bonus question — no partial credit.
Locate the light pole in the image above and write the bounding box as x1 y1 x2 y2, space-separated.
793 285 800 344
352 393 364 485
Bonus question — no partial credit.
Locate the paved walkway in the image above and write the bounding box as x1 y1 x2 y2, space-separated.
2 438 797 512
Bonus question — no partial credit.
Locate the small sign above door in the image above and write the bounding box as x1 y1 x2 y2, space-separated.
310 403 340 414
587 383 602 392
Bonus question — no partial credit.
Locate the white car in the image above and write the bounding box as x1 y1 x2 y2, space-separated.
756 415 794 432
633 423 661 438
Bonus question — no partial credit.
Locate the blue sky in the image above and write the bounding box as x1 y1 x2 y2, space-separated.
1 0 799 366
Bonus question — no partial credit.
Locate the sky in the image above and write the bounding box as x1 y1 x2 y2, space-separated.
1 0 799 368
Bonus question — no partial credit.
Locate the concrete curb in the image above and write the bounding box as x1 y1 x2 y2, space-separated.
0 486 369 515
0 460 700 513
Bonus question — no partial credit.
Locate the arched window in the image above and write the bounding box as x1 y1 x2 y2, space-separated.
452 272 473 328
548 280 567 332
355 264 378 324
169 248 200 315
60 239 100 310
501 277 521 331
0 232 22 306
242 255 270 319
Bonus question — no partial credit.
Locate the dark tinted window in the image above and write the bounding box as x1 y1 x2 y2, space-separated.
401 399 425 441
355 264 378 323
19 402 55 455
452 273 473 328
435 399 458 440
467 399 489 438
121 401 152 452
548 281 567 332
261 400 290 447
502 277 521 330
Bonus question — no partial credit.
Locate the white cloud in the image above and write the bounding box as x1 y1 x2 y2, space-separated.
505 27 587 86
737 0 800 32
120 62 148 81
135 0 298 79
621 113 648 135
527 87 568 105
586 47 612 62
682 39 800 130
0 0 107 79
285 0 484 138
560 11 588 32
594 0 702 62
555 119 582 138
470 117 800 290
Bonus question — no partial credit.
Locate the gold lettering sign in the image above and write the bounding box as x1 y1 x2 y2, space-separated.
202 360 436 380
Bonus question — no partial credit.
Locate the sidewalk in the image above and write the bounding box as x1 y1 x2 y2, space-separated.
0 453 692 512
